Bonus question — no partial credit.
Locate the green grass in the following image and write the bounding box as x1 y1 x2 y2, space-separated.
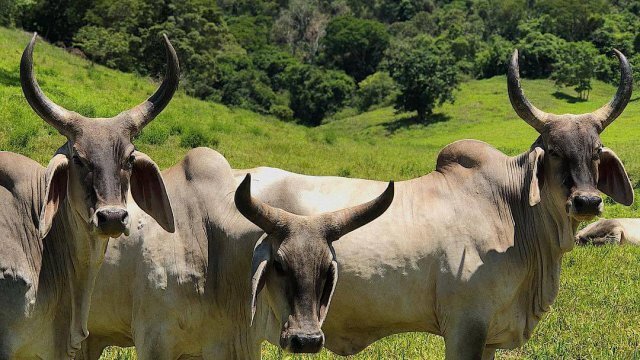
1 27 639 359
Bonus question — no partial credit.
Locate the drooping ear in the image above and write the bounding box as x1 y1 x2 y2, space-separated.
318 260 338 326
250 235 271 326
130 151 175 233
528 147 544 206
39 154 69 239
598 148 633 206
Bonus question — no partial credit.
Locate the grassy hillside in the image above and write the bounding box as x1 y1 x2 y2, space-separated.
0 27 639 359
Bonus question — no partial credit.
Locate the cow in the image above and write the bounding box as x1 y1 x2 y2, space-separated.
0 33 177 359
77 149 393 359
576 218 640 245
233 49 634 359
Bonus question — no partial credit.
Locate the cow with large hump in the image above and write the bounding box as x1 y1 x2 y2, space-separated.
0 33 176 359
77 153 393 359
234 49 634 359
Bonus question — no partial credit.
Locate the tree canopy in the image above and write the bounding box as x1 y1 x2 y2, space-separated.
3 0 639 125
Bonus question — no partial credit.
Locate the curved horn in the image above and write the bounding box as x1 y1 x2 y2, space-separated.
592 49 632 131
120 34 180 136
21 33 82 136
235 174 284 234
507 49 549 133
323 181 394 241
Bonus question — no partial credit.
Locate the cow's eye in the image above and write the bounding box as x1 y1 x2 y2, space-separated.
593 147 602 160
125 154 135 169
73 155 87 168
273 260 286 274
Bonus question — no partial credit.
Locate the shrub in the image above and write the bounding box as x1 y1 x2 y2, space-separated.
355 71 398 112
180 129 217 148
270 105 294 121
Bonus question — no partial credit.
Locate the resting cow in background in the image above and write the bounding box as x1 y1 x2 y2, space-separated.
236 49 633 359
576 218 640 245
0 33 176 359
78 150 393 359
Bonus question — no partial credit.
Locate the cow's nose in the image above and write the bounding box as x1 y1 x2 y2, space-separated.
288 332 324 353
572 195 602 214
95 207 129 236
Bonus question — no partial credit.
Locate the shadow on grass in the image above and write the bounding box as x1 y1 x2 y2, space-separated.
0 67 20 87
630 96 640 102
382 113 451 135
552 91 586 104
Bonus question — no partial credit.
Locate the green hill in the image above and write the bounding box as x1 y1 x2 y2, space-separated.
0 27 638 359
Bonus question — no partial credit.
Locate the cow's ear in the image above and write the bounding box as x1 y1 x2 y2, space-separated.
319 260 338 326
39 154 69 239
250 235 271 326
528 147 544 206
598 148 633 206
131 151 175 233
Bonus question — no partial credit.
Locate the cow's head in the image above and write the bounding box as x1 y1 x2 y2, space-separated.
509 49 633 222
22 33 177 239
235 174 393 353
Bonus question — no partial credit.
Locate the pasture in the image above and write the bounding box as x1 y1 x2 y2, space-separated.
0 27 638 359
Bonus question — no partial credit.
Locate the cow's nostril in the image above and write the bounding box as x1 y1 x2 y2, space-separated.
289 332 324 353
96 211 108 226
573 195 588 210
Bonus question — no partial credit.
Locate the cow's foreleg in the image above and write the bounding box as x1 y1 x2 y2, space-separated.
481 347 496 360
443 317 489 360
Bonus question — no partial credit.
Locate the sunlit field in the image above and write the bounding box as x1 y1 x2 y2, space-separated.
0 28 639 359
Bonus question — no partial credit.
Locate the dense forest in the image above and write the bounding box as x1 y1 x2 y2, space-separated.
1 0 639 125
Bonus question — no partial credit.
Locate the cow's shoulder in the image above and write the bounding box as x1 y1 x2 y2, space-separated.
436 140 507 173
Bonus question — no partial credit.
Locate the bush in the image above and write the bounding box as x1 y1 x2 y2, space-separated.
180 129 218 148
284 65 355 126
355 72 398 112
270 105 294 121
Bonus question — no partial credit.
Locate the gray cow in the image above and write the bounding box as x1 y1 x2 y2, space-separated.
576 218 640 245
0 34 176 358
235 49 634 359
78 149 393 359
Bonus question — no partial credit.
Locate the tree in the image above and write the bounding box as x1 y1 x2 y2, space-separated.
535 0 607 41
284 64 355 125
321 15 390 82
384 36 458 122
272 0 328 61
74 26 135 70
517 31 567 78
551 42 598 100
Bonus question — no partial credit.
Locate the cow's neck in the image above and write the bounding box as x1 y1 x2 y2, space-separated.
505 150 575 338
203 200 272 359
39 199 109 357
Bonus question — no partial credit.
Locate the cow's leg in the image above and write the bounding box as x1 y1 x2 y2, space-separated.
482 347 496 360
77 337 108 360
443 317 489 360
133 325 180 360
202 340 261 360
